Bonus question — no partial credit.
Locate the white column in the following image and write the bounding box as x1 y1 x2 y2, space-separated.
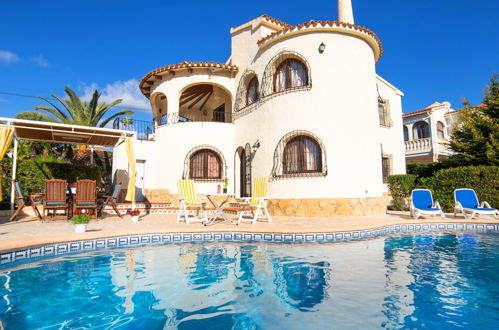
10 138 18 212
338 0 355 24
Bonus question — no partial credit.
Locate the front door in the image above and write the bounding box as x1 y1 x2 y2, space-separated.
240 144 252 197
135 160 146 202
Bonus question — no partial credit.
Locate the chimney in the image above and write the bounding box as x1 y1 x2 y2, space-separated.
338 0 355 24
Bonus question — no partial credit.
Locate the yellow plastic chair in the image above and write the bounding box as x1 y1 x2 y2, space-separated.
177 180 207 224
229 177 272 225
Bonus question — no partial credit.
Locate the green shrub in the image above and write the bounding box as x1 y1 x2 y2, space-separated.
388 174 417 211
70 213 90 224
418 166 498 212
407 158 473 180
0 158 102 210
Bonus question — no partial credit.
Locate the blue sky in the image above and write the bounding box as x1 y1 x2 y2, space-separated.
0 0 497 122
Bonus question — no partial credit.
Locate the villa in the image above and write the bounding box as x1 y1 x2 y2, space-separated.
112 0 407 217
403 102 485 164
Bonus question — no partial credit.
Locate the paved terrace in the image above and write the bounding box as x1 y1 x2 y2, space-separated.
0 211 498 252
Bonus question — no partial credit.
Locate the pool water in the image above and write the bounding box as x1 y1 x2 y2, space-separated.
0 233 498 329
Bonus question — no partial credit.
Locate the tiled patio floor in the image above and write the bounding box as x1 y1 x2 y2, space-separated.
0 211 498 252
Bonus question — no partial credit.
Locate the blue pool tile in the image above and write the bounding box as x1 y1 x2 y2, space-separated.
284 234 293 242
203 233 213 240
130 236 140 245
316 234 325 241
273 234 283 242
305 234 315 241
295 235 304 241
264 234 273 241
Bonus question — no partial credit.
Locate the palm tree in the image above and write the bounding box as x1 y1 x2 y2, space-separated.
16 87 134 127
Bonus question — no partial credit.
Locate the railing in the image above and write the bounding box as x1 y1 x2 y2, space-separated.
405 138 432 152
113 118 154 140
154 111 233 126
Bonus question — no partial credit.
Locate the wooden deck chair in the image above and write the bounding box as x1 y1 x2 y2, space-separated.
43 179 69 220
97 183 123 218
454 188 498 219
74 180 97 218
9 180 43 221
177 179 207 224
228 177 272 225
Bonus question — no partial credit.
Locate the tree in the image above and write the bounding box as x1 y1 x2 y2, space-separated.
449 73 499 165
16 87 134 127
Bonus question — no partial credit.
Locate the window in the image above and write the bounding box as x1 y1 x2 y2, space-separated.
283 136 322 174
381 156 392 184
189 149 222 179
246 76 259 106
378 98 391 127
403 125 409 141
413 121 430 139
273 59 308 92
437 121 445 139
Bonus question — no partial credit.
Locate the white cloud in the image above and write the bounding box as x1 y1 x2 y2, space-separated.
32 55 50 67
0 50 20 63
80 79 150 112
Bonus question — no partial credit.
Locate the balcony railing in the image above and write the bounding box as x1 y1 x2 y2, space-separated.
405 137 432 152
113 118 154 140
155 111 233 126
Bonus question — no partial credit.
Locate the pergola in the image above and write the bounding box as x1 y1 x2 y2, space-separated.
0 117 136 211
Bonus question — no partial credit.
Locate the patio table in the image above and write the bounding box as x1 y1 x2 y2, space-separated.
204 193 235 226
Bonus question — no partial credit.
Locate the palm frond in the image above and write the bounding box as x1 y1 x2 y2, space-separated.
98 110 134 128
37 96 68 120
15 111 59 123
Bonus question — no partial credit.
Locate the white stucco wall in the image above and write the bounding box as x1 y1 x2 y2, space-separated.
377 76 406 190
113 18 406 202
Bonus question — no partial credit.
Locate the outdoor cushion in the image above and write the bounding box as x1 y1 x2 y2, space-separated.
455 189 479 208
76 202 96 206
463 207 496 212
412 190 434 209
46 202 66 206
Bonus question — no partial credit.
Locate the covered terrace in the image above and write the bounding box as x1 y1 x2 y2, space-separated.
0 117 135 214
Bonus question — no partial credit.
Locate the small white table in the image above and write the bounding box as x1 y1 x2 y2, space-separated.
204 193 235 226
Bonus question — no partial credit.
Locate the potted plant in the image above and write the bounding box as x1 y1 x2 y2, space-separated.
70 211 90 233
129 209 140 222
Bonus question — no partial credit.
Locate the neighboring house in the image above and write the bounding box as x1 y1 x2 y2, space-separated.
113 0 406 217
402 102 485 164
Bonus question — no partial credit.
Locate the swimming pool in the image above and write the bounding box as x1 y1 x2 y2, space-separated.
0 232 498 328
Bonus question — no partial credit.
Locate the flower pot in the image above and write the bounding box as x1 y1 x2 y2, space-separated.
131 215 139 222
74 224 87 233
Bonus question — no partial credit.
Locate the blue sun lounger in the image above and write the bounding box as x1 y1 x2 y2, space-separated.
410 189 445 219
454 188 498 219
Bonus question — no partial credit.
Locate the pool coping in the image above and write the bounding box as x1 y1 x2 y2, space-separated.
1 221 498 267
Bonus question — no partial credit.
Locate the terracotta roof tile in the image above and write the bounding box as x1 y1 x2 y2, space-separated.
261 14 291 28
139 61 239 97
402 107 433 117
256 20 383 60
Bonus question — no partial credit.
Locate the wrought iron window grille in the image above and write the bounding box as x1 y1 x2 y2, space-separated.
270 130 327 180
261 50 312 99
183 145 226 181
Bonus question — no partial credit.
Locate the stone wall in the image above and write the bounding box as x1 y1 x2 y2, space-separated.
267 197 389 217
140 189 389 217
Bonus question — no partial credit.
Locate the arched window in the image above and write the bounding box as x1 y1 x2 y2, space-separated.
413 121 430 139
437 121 445 139
246 76 259 106
189 149 222 179
403 126 409 141
273 59 308 92
283 136 322 174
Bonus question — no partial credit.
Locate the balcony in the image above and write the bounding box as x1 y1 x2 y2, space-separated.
405 137 431 153
113 118 154 141
155 110 233 127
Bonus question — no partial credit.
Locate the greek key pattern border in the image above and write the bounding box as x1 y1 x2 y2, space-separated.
1 223 498 267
